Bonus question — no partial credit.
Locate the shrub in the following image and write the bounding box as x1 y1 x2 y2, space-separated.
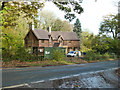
52 48 65 61
2 48 18 62
102 53 109 60
83 51 114 61
83 51 95 61
15 47 29 61
2 47 44 62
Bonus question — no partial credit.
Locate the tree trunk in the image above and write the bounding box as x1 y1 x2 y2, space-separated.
111 31 115 39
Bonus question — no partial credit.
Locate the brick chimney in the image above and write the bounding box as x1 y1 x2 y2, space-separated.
47 26 51 34
29 22 34 30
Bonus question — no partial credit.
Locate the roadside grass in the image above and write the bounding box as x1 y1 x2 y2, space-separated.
2 58 87 68
2 57 118 68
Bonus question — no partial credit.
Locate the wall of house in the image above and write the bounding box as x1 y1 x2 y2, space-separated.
51 40 80 47
39 40 49 47
51 40 80 54
62 40 80 54
48 36 53 47
64 40 80 47
24 30 39 48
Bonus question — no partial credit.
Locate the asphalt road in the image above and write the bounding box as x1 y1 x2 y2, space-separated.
2 60 119 87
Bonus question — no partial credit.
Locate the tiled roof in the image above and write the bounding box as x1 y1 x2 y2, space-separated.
32 29 79 41
32 29 49 39
51 31 79 40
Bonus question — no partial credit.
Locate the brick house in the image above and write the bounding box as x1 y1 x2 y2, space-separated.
24 25 80 55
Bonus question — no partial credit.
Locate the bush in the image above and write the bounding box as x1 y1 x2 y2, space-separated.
102 53 109 60
83 51 95 61
52 48 65 61
2 48 16 62
83 51 114 61
2 47 44 62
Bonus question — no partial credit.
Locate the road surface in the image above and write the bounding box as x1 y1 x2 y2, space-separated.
2 60 119 88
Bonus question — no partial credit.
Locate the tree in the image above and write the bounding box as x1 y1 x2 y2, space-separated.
73 18 82 40
51 19 63 31
99 14 120 56
81 30 94 52
81 30 113 54
99 14 119 39
38 10 57 29
109 39 120 55
52 18 73 32
53 1 83 22
1 2 44 27
61 20 73 32
2 15 29 51
1 1 84 23
91 35 112 54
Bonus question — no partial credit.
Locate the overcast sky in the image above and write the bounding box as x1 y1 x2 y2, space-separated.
42 0 118 35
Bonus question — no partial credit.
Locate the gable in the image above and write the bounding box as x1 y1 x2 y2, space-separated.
24 30 38 40
57 35 63 41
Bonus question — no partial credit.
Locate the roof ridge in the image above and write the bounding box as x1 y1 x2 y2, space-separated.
51 31 74 32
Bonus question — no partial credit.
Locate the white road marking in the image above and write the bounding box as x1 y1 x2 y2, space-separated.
49 78 59 81
31 80 45 84
3 83 28 89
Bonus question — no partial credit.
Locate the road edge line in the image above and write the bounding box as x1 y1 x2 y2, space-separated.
2 83 28 89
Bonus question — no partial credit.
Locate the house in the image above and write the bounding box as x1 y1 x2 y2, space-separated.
24 24 80 55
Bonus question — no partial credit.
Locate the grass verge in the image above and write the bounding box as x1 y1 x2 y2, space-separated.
2 57 118 68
